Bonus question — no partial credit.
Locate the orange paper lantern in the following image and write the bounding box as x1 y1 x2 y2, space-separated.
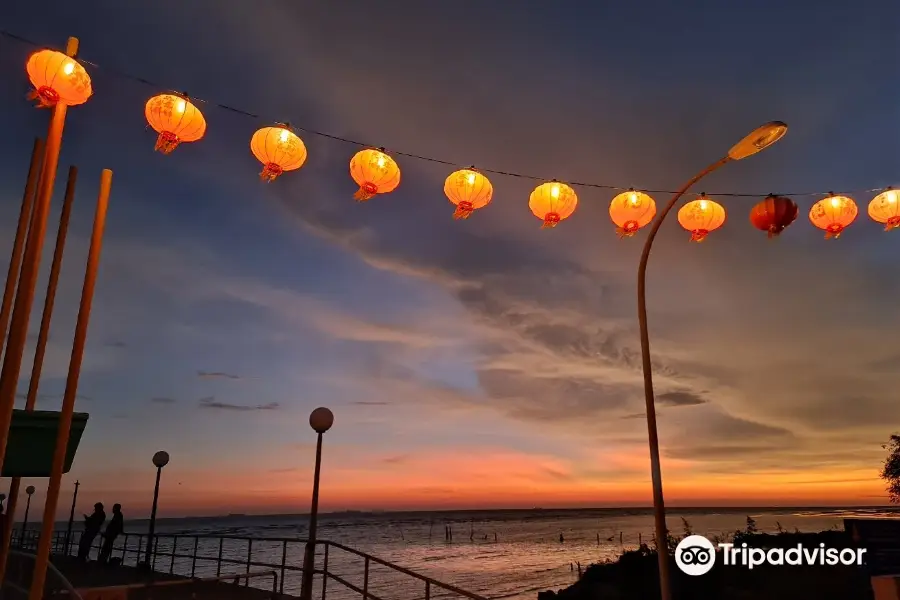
609 189 656 237
350 148 401 201
809 194 857 239
868 188 900 231
25 49 92 108
444 168 493 219
677 194 726 242
529 181 577 228
250 125 308 182
749 195 798 239
144 93 207 154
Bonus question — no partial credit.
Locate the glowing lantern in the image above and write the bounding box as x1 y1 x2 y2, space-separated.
444 167 493 219
349 148 401 201
677 194 726 242
609 189 656 237
144 93 207 154
809 194 857 239
868 188 900 231
749 194 798 239
529 181 577 228
25 49 92 108
250 124 308 182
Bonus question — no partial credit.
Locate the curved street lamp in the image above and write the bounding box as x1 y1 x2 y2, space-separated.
638 122 787 600
141 450 170 568
300 407 334 600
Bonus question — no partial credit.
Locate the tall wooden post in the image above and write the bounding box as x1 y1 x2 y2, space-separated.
1 166 78 577
0 37 79 476
0 138 44 344
29 169 112 600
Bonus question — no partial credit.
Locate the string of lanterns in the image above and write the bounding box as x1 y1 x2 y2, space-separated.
18 45 900 241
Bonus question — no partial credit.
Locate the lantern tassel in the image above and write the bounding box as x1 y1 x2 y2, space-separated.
354 182 379 202
154 132 181 155
541 213 560 229
886 217 900 231
615 226 636 238
26 86 58 108
767 225 784 239
689 230 709 243
453 203 474 220
260 162 283 183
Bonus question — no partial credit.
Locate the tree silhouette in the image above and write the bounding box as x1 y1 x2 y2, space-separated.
881 434 900 503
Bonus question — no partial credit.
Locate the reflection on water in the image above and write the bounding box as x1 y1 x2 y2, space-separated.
137 507 896 600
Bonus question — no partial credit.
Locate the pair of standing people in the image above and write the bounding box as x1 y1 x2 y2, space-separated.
78 502 124 564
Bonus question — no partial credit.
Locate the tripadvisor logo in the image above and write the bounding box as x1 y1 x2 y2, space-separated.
674 535 867 576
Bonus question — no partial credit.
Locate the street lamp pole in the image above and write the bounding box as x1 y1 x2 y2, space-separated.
64 480 79 555
637 122 787 600
142 451 169 569
22 486 35 537
300 407 334 600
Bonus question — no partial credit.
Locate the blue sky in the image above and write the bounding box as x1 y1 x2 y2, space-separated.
0 0 898 518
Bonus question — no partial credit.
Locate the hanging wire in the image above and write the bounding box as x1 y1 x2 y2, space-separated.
1 29 892 200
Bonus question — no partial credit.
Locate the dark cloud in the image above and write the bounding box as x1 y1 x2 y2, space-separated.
197 371 242 380
382 455 408 465
658 391 707 407
149 397 176 404
104 341 127 348
198 396 279 412
74 0 899 481
268 467 299 473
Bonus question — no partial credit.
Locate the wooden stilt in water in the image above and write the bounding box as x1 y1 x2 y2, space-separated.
29 169 112 600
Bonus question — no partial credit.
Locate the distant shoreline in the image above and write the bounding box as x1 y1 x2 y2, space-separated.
120 504 899 524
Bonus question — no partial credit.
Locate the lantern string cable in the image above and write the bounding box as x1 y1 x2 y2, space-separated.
1 29 891 199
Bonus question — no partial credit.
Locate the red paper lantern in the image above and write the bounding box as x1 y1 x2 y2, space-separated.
749 195 798 238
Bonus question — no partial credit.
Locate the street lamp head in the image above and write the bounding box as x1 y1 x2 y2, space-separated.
309 407 334 434
727 121 788 160
152 450 170 468
25 486 35 496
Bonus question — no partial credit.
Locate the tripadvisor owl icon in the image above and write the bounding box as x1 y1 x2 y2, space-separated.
675 535 716 576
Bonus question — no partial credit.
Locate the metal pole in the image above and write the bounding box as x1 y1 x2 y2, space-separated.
143 466 163 566
29 168 113 600
0 38 79 476
64 480 80 555
637 156 731 600
300 432 324 600
5 164 78 558
22 495 31 533
0 139 44 575
0 138 43 346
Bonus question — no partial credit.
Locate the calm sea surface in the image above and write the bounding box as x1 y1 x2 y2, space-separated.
110 507 898 600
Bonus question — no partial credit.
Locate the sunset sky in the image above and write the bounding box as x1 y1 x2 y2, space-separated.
0 0 897 519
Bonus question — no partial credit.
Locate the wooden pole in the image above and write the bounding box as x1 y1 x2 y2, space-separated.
0 138 44 347
2 166 77 573
0 138 45 579
0 37 79 476
29 169 112 600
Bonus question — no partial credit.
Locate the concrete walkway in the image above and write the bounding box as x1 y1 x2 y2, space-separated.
8 555 297 600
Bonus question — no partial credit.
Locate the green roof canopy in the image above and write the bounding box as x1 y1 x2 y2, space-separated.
1 410 89 477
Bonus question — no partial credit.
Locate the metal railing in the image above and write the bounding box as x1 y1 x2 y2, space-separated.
11 529 488 600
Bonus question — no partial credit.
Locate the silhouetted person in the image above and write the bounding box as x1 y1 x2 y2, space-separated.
98 504 123 564
559 533 564 544
78 503 105 561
